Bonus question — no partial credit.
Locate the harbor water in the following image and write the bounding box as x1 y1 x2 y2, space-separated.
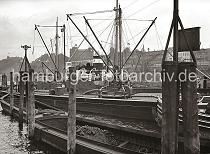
0 105 62 154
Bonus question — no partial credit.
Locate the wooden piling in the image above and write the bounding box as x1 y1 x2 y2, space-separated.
2 74 7 88
25 79 29 123
19 71 24 126
203 76 207 89
67 67 76 154
10 72 14 115
161 61 179 154
15 75 19 92
28 69 35 138
179 62 200 154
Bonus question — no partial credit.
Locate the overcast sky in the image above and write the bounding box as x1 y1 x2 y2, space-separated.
0 0 210 61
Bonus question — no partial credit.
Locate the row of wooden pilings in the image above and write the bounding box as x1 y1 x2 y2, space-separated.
9 69 37 138
8 67 76 154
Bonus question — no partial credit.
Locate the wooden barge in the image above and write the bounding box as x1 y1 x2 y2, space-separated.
34 92 159 122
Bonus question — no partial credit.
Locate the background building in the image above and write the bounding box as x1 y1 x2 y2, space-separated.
69 46 94 67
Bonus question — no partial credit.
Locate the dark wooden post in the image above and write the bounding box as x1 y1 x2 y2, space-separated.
19 71 24 127
161 61 179 154
10 72 14 115
67 67 76 154
203 76 207 89
21 45 31 123
15 76 19 92
26 79 29 123
161 0 179 153
28 69 35 138
179 62 200 154
2 74 7 88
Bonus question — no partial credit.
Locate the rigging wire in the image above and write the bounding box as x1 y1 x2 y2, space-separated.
86 19 153 22
123 19 153 22
122 0 139 10
111 25 115 47
67 19 114 41
69 35 84 38
89 15 114 29
122 14 136 45
154 26 160 50
67 20 74 48
86 19 113 21
196 68 210 80
39 36 54 57
78 49 89 59
154 23 163 50
32 28 36 55
122 29 128 47
69 38 85 62
89 20 114 37
68 9 115 16
68 13 115 41
124 1 210 81
134 48 143 72
33 35 55 62
140 37 146 52
103 22 115 51
198 65 210 77
50 38 54 53
122 36 127 50
31 28 37 61
60 33 63 56
121 20 129 45
90 20 114 46
127 27 148 42
126 0 160 18
85 21 89 42
66 6 115 48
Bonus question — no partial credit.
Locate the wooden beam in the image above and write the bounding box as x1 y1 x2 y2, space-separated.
67 67 76 154
19 71 24 128
161 61 179 154
179 62 200 154
28 69 35 138
10 72 14 115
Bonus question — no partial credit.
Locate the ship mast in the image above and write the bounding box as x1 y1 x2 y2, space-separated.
114 0 122 71
114 0 119 69
119 5 122 70
55 17 59 77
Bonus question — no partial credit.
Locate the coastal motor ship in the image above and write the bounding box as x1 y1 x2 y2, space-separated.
31 0 158 96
